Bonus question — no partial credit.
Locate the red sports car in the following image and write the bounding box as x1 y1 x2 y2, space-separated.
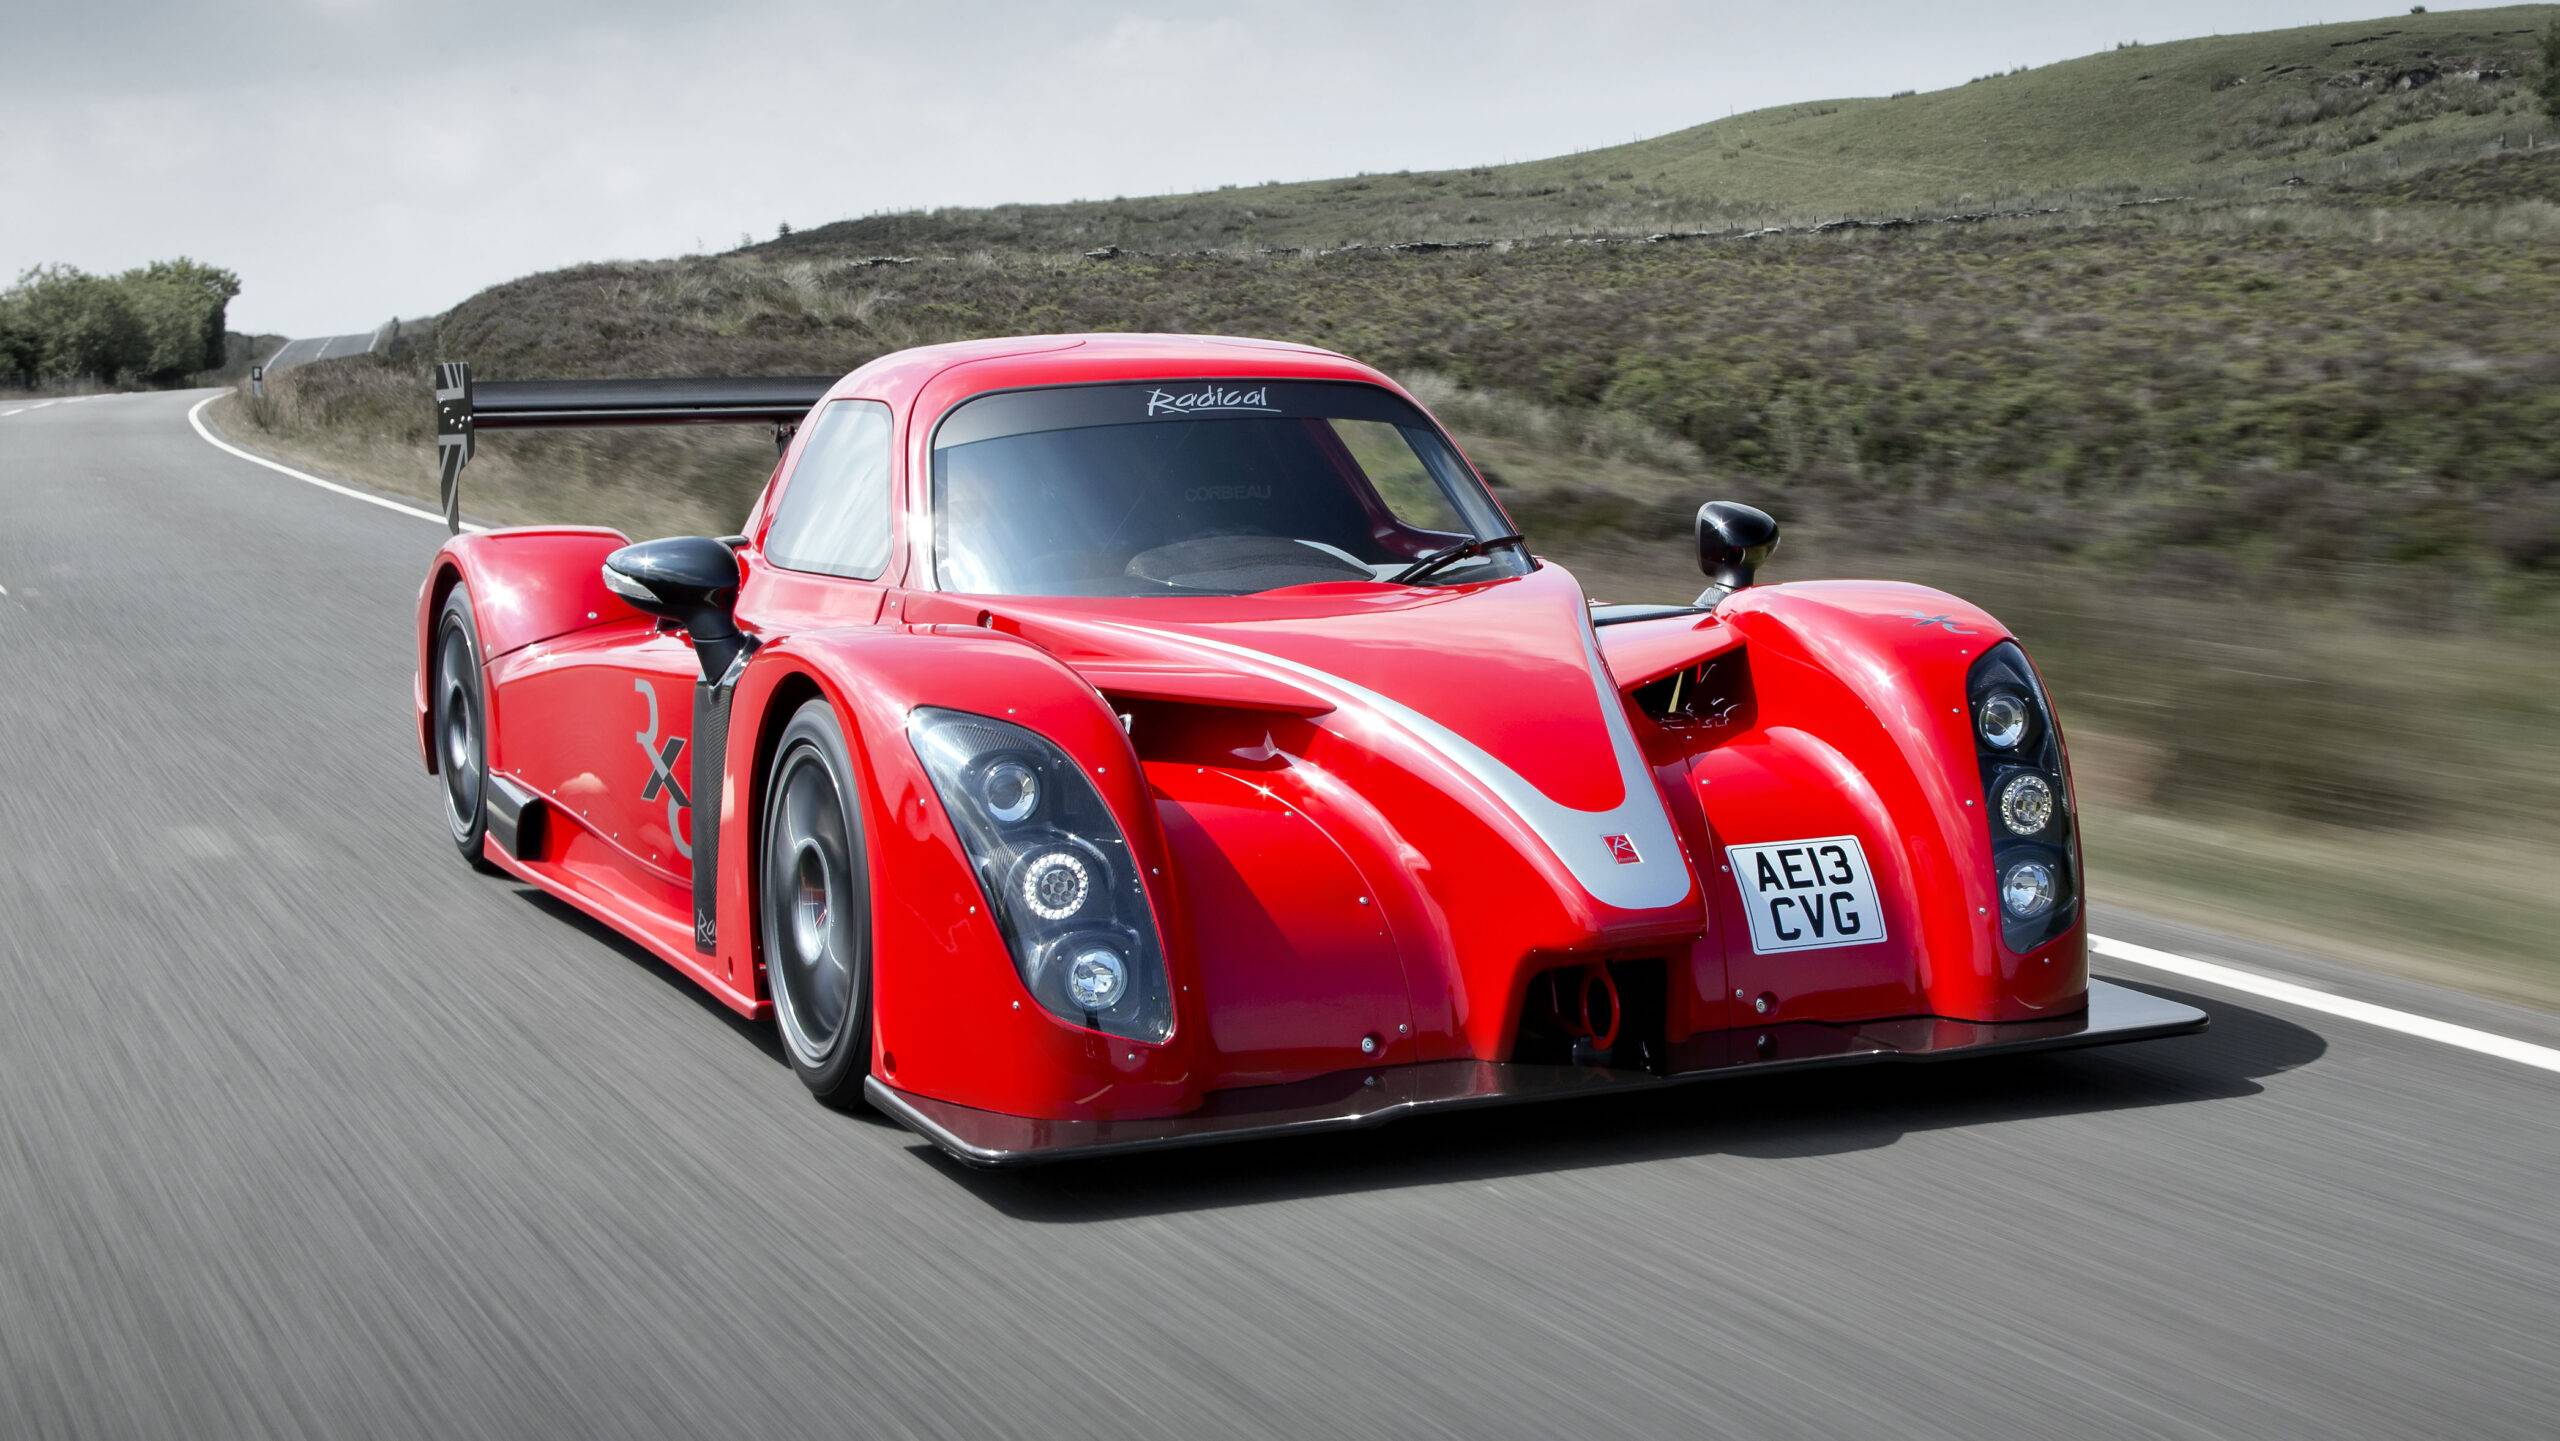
418 333 2202 1165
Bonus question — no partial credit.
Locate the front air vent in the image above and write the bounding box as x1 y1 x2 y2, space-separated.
1632 651 1754 733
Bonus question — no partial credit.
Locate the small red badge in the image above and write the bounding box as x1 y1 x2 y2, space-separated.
1604 834 1641 865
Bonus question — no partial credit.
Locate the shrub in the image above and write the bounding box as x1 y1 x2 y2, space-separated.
7 265 143 384
123 259 240 382
1 258 238 386
0 300 36 387
2541 22 2560 123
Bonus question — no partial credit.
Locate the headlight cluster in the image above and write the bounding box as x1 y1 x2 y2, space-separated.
909 708 1172 1042
1967 642 2079 950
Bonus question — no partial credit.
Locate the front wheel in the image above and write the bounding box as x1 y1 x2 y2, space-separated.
760 698 874 1107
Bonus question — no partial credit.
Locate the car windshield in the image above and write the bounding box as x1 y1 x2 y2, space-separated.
932 380 1528 596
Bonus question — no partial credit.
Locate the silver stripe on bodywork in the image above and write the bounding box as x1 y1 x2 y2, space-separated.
1093 613 1694 912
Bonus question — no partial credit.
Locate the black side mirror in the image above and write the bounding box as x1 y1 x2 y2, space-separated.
604 536 745 682
1694 501 1780 609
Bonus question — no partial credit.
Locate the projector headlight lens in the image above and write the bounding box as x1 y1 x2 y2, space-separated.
1978 692 2030 750
1063 944 1129 1011
1999 773 2056 836
979 758 1039 825
2000 860 2057 920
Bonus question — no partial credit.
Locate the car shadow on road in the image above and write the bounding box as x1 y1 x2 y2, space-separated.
922 982 2324 1221
517 888 792 1068
514 888 913 1130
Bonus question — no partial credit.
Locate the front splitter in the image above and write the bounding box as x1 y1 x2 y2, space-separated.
865 978 2207 1168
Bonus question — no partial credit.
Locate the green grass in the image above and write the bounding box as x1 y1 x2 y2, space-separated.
759 6 2560 257
2349 140 2560 202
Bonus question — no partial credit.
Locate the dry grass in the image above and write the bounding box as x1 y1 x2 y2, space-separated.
214 368 760 540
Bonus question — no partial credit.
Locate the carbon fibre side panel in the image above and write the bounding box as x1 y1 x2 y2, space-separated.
691 677 732 954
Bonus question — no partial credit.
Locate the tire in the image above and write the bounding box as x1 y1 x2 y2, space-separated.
431 588 499 872
759 698 874 1107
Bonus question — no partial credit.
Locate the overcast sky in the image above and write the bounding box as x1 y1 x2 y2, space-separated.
0 1 2522 335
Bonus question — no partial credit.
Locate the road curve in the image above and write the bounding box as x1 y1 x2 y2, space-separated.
263 328 384 373
1 389 2554 1440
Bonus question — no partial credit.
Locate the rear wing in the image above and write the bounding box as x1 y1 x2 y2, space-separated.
433 362 838 533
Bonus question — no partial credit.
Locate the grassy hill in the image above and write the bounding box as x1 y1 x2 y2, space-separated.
761 6 2560 257
220 7 2560 1004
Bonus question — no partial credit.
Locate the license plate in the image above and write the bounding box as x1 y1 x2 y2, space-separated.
1725 836 1887 954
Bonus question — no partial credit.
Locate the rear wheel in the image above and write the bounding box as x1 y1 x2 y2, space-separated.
760 699 873 1107
432 588 497 871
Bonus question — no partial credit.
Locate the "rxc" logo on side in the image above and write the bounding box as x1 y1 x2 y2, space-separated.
635 679 693 860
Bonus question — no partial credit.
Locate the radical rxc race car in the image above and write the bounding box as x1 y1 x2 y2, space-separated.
418 333 2204 1165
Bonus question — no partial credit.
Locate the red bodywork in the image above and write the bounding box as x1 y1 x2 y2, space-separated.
416 334 2101 1141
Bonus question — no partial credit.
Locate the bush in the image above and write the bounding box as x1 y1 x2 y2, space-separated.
1 258 239 387
124 259 240 382
7 265 143 385
0 301 37 388
2541 22 2560 123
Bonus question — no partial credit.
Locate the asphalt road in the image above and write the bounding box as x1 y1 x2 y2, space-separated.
2 389 2554 1440
262 328 383 373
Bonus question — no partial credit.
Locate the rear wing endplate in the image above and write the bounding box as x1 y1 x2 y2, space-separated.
433 362 838 533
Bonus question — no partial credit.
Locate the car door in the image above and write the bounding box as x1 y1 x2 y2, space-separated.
492 618 703 888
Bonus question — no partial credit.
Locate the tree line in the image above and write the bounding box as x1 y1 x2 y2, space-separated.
0 260 241 389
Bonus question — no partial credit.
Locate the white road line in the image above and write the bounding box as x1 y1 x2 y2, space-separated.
162 389 2560 1078
2096 935 2560 1075
186 394 484 532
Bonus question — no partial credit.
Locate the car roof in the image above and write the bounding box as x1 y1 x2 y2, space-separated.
828 333 1400 413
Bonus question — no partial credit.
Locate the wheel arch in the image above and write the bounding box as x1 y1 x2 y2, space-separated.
731 665 831 1008
715 626 1198 1117
413 526 634 775
1700 579 2086 1020
417 559 467 774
